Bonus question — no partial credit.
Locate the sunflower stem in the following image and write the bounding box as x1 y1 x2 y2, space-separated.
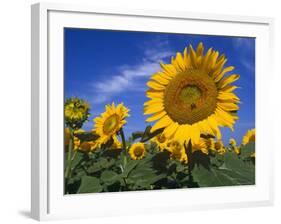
184 140 194 184
119 128 129 189
65 128 74 184
120 128 127 152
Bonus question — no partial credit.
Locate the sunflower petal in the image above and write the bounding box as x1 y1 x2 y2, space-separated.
151 73 170 85
217 91 240 102
151 115 173 132
214 66 235 82
173 125 191 143
189 44 198 68
196 42 204 56
163 122 179 139
144 104 164 115
218 102 239 111
218 74 240 88
147 81 165 90
146 111 167 122
146 89 164 99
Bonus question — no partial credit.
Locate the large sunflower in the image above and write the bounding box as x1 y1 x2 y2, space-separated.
94 103 129 145
144 43 240 144
242 128 255 146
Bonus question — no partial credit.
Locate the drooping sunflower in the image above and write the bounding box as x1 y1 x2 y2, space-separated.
229 138 240 154
242 128 255 146
192 138 209 154
205 137 215 152
229 138 237 147
94 103 129 145
129 142 146 160
144 42 240 144
166 140 188 164
214 139 226 155
79 141 99 153
65 97 90 130
151 133 168 151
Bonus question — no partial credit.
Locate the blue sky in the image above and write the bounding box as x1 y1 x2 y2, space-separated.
64 28 255 145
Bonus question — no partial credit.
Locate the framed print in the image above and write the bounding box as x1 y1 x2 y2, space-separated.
31 2 274 221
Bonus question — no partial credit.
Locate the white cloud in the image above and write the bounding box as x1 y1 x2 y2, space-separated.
90 42 173 104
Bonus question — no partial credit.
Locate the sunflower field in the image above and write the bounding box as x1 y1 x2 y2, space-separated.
64 43 255 194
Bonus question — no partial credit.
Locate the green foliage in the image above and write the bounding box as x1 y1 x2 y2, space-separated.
65 133 255 194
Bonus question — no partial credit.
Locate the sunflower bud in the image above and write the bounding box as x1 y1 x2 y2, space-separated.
64 97 90 130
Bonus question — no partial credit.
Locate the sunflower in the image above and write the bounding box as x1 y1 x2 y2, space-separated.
214 139 226 155
94 103 129 145
166 140 188 164
192 138 209 154
79 141 98 153
229 138 240 154
151 133 168 151
65 97 90 130
144 42 240 144
205 137 215 152
129 142 146 160
242 128 255 145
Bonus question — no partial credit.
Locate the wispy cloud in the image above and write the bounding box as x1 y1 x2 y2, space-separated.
232 37 255 74
232 37 254 49
89 39 173 104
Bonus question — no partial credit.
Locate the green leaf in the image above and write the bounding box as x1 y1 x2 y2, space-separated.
126 156 166 188
75 131 99 142
78 176 102 193
131 131 144 141
192 152 255 187
239 142 255 160
101 170 120 185
140 126 164 142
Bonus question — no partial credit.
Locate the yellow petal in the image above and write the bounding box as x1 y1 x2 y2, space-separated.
210 51 219 69
217 91 240 102
174 52 186 71
160 62 177 77
207 116 222 139
144 104 164 115
173 124 191 143
220 85 238 93
189 44 198 68
218 102 239 111
163 122 179 139
146 90 164 99
202 47 213 70
196 42 204 56
147 81 165 90
151 115 173 132
146 111 166 122
218 74 240 88
214 66 235 82
151 73 170 85
189 124 201 143
143 99 163 106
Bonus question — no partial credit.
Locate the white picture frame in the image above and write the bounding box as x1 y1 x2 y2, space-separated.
31 2 275 221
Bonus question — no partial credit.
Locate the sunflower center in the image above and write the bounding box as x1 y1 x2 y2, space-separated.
215 142 222 150
157 134 166 143
164 69 218 125
134 147 144 157
179 85 202 105
103 114 119 135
